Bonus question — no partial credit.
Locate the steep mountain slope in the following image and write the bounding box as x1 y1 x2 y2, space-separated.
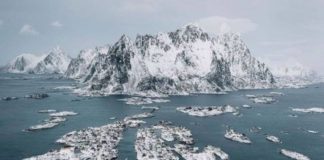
215 33 275 89
33 47 71 74
72 25 274 96
65 45 109 79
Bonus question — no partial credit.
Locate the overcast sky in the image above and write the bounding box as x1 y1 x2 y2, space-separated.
0 0 323 74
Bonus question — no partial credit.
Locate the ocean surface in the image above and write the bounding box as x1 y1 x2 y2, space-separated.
0 73 323 160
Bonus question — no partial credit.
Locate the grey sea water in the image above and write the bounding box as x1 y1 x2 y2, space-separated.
0 73 323 160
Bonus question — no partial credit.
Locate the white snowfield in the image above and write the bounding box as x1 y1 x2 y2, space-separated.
176 105 236 117
292 107 324 113
280 149 310 160
224 129 252 144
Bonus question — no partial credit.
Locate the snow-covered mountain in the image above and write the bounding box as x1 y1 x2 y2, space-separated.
1 53 45 73
2 47 71 74
70 24 275 96
270 63 320 88
215 33 275 89
65 45 110 79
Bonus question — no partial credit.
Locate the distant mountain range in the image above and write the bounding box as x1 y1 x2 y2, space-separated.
1 47 71 74
1 25 320 96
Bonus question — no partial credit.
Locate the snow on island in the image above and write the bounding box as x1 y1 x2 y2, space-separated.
280 149 310 160
24 113 153 159
224 128 252 144
246 94 277 104
38 109 57 113
292 107 324 113
1 96 18 101
266 135 281 143
118 97 170 105
27 110 77 131
28 122 59 131
135 122 229 160
176 105 236 117
49 111 78 117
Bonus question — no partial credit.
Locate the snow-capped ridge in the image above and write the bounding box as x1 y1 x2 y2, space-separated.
3 47 71 74
70 24 275 96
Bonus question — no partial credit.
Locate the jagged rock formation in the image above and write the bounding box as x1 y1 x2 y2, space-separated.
65 45 110 79
69 25 275 96
2 47 71 74
216 33 275 89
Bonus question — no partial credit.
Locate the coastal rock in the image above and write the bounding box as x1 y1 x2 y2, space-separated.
25 112 154 159
280 149 310 160
176 105 236 117
246 94 276 104
49 111 78 117
266 135 281 143
224 128 251 144
135 123 229 160
118 97 170 105
25 93 49 99
38 109 57 113
27 122 59 131
1 96 18 101
292 107 324 113
174 144 229 160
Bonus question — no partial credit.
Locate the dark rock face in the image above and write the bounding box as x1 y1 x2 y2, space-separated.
25 93 49 99
1 97 19 101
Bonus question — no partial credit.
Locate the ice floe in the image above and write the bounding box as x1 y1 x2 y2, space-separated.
266 135 281 143
176 105 236 117
280 149 310 160
49 111 78 117
292 107 324 113
224 128 252 144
